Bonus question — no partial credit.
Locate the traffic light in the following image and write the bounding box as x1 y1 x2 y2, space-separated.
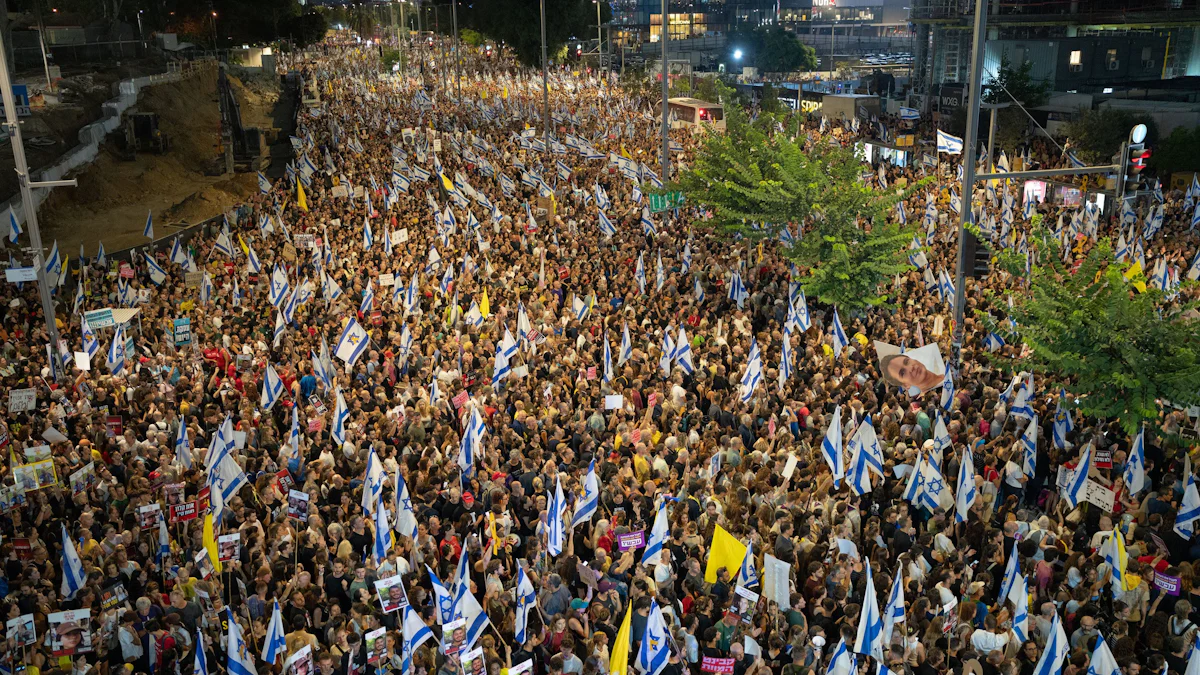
963 229 991 279
1125 142 1149 194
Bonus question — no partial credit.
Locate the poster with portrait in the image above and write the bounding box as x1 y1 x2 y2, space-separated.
873 341 947 395
48 609 92 656
218 533 242 562
31 459 57 489
138 503 162 529
365 627 388 665
163 482 186 506
285 644 314 675
69 462 96 494
441 617 466 656
194 548 216 580
6 613 36 647
375 573 408 613
99 583 129 610
287 490 310 522
11 464 38 492
460 646 486 675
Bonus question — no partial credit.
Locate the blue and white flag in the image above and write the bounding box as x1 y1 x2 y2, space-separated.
331 387 350 447
778 334 793 393
335 317 370 366
257 171 272 195
737 541 760 588
226 608 258 675
675 326 695 375
1175 454 1200 539
729 271 749 309
641 498 670 565
899 106 920 121
428 566 455 624
597 209 617 238
401 604 436 675
831 307 848 358
106 323 127 375
1087 636 1120 675
195 628 211 675
826 637 856 675
572 460 600 527
1011 574 1030 643
547 474 567 556
883 564 905 647
694 277 705 304
60 523 86 600
393 471 419 539
636 601 671 675
143 210 154 239
362 447 386 515
635 252 646 294
1022 414 1038 480
261 601 287 664
853 560 884 660
1125 426 1146 494
602 337 615 383
514 562 538 645
822 404 845 487
1031 610 1068 675
956 447 977 523
373 490 392 563
363 217 374 250
620 322 633 365
936 129 963 155
260 363 284 410
739 338 763 403
6 207 19 243
1063 443 1093 509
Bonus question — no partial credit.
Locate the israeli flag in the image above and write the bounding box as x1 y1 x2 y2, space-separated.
694 277 705 303
260 363 284 411
641 498 670 565
739 338 763 403
658 328 675 379
60 523 86 600
107 323 127 375
331 387 351 447
729 271 749 309
401 604 436 675
143 210 154 239
853 560 884 660
955 447 977 523
656 251 665 291
361 281 376 314
883 564 905 646
602 337 615 383
641 208 657 237
515 562 538 645
1063 443 1093 509
778 334 793 393
830 307 849 358
261 601 287 664
174 419 191 468
899 106 920 121
635 252 646 294
939 366 956 412
1031 610 1068 675
675 326 694 374
145 255 168 285
7 207 19 243
619 322 633 365
373 491 392 563
269 266 290 307
573 460 600 527
257 171 272 195
1175 454 1200 539
1125 426 1146 494
1022 414 1038 480
984 331 1005 352
335 317 370 366
681 241 692 274
637 601 671 675
826 637 857 675
194 628 211 675
936 129 963 155
822 404 845 487
1011 574 1030 643
546 474 567 556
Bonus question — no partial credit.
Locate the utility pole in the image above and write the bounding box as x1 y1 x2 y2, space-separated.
660 0 669 183
540 0 550 144
0 29 76 381
451 0 460 100
950 0 988 365
596 0 604 69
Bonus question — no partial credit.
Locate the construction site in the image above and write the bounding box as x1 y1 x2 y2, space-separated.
3 61 289 256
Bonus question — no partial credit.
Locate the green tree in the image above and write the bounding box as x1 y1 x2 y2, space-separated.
282 12 328 48
1149 125 1200 178
672 86 919 310
1001 238 1200 434
728 27 817 74
461 0 609 68
1064 108 1158 165
983 56 1049 108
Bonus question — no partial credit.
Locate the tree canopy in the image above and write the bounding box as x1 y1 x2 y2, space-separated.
998 238 1200 434
671 87 919 310
461 0 610 68
1149 124 1200 178
727 27 817 74
1064 108 1158 165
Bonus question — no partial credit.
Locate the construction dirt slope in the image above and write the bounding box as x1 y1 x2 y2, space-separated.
38 68 279 256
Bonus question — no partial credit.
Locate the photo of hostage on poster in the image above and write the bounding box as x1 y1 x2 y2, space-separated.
874 341 947 396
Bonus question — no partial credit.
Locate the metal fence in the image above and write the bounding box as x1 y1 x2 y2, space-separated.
13 40 145 69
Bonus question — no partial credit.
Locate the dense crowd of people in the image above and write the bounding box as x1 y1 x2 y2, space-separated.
2 34 1200 675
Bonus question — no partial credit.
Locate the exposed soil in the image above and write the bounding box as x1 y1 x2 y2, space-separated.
35 68 279 255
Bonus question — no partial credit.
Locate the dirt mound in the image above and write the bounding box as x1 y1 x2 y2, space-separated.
37 68 277 254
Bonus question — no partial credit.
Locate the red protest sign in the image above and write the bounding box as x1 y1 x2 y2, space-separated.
452 391 470 409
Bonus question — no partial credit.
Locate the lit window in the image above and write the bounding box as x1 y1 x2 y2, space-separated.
1069 50 1082 66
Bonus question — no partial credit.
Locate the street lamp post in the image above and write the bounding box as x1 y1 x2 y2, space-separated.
595 0 603 69
540 0 550 144
451 0 460 100
660 0 669 184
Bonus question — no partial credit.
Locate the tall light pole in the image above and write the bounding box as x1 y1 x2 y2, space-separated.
659 0 669 183
540 0 550 143
595 0 603 68
828 22 835 82
0 28 77 381
451 0 460 100
951 0 989 364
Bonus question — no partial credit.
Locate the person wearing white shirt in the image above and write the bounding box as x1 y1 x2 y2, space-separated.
970 615 1010 655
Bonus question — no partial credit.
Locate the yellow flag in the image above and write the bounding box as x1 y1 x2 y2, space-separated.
441 172 456 193
480 289 490 318
202 513 223 574
705 524 748 583
237 235 250 257
488 512 500 554
609 604 633 675
1124 261 1147 293
297 181 309 213
620 145 632 160
503 86 509 99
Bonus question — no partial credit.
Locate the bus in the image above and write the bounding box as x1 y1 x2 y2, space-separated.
661 97 725 131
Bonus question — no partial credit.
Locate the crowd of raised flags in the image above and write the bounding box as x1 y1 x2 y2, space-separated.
5 32 1200 675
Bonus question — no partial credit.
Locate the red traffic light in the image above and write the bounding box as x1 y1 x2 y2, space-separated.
1132 150 1151 171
